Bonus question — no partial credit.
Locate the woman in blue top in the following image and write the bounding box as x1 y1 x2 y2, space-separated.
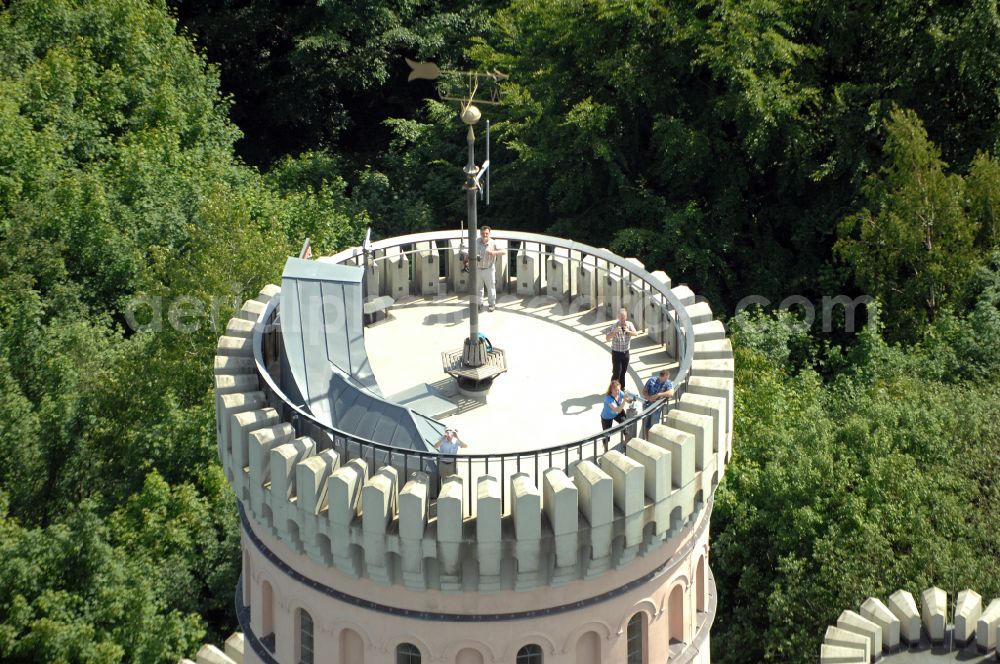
600 380 635 434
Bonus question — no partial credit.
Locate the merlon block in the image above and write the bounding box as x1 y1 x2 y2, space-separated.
684 301 714 325
196 644 236 664
888 590 920 644
920 586 946 642
671 285 695 306
225 317 255 338
214 355 256 375
572 461 613 528
823 626 869 662
693 338 732 360
647 424 695 489
295 450 339 514
954 589 982 644
248 423 294 485
625 437 670 501
662 409 711 470
398 472 429 540
691 320 725 341
860 597 899 649
214 373 258 395
599 450 644 517
216 335 253 357
819 644 865 663
224 632 244 663
238 298 266 321
836 610 881 661
437 476 465 542
476 476 501 542
362 468 397 534
269 437 315 501
511 473 541 540
257 284 280 301
976 597 1000 651
690 358 734 379
542 468 578 537
328 465 363 526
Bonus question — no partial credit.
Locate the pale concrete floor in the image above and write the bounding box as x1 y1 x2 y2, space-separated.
364 293 676 456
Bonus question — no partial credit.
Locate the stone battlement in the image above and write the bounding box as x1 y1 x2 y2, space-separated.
820 587 1000 662
215 266 733 593
178 632 244 664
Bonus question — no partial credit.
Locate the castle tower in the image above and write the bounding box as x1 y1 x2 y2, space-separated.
214 230 733 664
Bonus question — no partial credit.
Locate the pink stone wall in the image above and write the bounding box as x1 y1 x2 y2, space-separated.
239 507 715 664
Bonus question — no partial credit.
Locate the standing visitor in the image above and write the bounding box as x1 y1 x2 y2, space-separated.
435 428 467 482
604 308 639 389
475 226 503 312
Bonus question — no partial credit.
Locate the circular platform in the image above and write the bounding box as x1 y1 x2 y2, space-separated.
364 293 675 455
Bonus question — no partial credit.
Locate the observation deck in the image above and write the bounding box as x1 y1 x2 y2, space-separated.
364 294 674 453
215 230 733 664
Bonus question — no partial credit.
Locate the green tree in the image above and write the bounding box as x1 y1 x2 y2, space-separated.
170 0 492 165
835 108 977 340
0 494 206 663
713 312 1000 663
0 1 356 658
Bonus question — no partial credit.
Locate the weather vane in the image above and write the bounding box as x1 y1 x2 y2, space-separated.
405 58 508 107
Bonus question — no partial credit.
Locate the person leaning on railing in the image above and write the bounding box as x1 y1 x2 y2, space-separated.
641 369 675 434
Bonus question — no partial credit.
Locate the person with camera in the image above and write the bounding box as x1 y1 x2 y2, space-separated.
600 379 636 445
604 307 639 389
434 427 467 482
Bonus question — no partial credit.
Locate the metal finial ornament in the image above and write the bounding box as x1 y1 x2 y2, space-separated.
460 104 482 125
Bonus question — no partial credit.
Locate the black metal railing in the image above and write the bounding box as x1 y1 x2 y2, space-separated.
251 231 696 512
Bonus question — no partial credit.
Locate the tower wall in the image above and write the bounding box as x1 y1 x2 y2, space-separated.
214 235 732 664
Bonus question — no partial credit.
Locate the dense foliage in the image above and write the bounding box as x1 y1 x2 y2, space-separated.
1 0 999 662
714 306 1000 662
0 0 358 661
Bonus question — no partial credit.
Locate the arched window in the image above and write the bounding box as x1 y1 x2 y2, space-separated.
517 644 543 664
396 642 421 664
456 648 484 664
668 584 686 644
574 631 600 664
297 609 314 664
696 555 706 613
627 613 645 664
241 550 251 608
339 629 364 664
260 580 274 652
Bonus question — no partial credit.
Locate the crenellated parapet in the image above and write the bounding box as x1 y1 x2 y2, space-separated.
820 587 1000 662
214 250 734 594
178 632 244 664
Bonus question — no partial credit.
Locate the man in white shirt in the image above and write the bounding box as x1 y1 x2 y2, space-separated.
474 226 503 312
